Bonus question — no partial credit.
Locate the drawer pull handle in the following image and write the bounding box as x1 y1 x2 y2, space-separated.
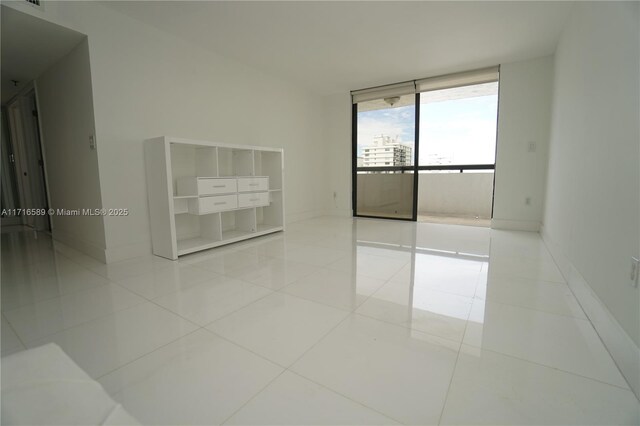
213 185 225 188
214 202 226 206
250 198 259 202
249 183 259 186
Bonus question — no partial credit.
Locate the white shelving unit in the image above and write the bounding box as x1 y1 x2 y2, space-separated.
144 136 285 260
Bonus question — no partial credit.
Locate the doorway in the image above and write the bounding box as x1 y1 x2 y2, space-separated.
353 93 416 220
1 107 22 228
3 88 50 232
2 5 89 236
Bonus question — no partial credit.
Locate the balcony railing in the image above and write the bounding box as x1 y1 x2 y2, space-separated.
355 164 494 220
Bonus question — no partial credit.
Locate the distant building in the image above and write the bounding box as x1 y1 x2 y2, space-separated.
362 135 412 167
357 157 364 167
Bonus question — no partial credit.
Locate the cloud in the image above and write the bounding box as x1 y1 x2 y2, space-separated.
357 105 415 152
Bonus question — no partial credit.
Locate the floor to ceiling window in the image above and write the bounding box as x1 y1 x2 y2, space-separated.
352 67 499 224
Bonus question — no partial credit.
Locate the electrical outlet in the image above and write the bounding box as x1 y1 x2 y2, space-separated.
89 134 96 150
631 257 639 288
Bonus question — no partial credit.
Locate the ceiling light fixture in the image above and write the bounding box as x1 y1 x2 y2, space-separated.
384 96 400 106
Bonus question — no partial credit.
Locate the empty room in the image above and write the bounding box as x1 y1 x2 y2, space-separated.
1 1 638 425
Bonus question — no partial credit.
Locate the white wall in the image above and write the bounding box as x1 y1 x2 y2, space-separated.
541 2 639 392
8 1 327 262
36 38 107 261
492 56 553 231
323 92 353 216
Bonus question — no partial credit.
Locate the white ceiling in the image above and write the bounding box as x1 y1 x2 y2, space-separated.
102 1 574 95
1 6 86 104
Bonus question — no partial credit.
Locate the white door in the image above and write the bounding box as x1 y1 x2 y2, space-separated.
6 91 50 231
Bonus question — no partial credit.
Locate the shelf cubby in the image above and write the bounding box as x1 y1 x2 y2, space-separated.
221 209 256 241
256 191 284 232
145 137 284 260
173 197 190 214
218 147 254 177
175 212 222 255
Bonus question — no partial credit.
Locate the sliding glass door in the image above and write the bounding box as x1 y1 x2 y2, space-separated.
353 93 417 220
352 67 499 222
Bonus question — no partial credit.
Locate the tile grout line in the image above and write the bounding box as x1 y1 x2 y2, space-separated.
66 277 216 383
201 328 290 370
352 310 463 349
2 276 117 315
218 369 289 425
193 286 277 327
434 237 494 424
281 311 408 425
265 272 418 424
476 297 592 322
462 342 637 393
96 291 316 394
10 292 206 382
1 312 28 351
94 327 206 382
284 370 406 425
268 260 405 323
1 268 114 312
487 270 570 287
109 265 276 330
436 268 475 425
7 293 149 348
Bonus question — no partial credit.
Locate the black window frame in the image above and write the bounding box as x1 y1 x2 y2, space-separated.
352 85 499 221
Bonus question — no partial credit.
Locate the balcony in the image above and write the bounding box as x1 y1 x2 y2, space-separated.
356 170 493 226
417 172 492 226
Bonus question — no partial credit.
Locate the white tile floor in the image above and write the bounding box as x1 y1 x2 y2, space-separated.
1 217 639 425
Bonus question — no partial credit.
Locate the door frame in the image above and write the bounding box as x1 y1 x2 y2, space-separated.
351 95 420 222
5 82 52 231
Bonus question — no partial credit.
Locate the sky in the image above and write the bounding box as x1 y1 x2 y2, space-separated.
357 89 498 166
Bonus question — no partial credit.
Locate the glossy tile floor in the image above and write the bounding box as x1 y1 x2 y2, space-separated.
2 217 639 425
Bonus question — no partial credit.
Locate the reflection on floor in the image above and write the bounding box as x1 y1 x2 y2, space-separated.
356 211 413 220
418 214 491 227
1 216 638 425
0 224 31 234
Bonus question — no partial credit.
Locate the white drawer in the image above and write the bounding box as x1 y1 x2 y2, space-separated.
238 192 269 208
190 194 238 214
197 178 237 196
237 177 269 192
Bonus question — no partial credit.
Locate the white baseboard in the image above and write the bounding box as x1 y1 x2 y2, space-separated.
541 227 640 399
285 209 326 225
539 225 572 281
491 218 540 232
323 209 352 218
52 228 107 263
